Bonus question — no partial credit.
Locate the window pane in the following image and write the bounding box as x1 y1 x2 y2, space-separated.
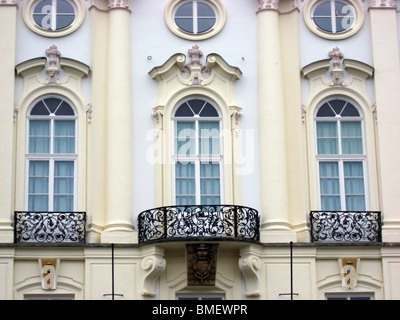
28 161 49 212
200 164 220 205
198 18 216 33
176 162 195 205
176 122 196 155
54 161 74 212
197 3 215 16
199 103 219 117
341 122 362 154
31 101 50 115
317 122 338 154
29 120 50 154
199 122 220 154
54 120 76 154
344 162 365 211
320 162 341 211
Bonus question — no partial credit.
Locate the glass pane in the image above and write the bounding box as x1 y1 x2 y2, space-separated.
316 103 335 117
320 162 341 211
176 2 193 16
341 122 362 154
317 122 338 154
176 162 195 205
197 3 215 16
313 1 331 16
57 0 75 14
313 17 332 33
329 99 346 115
29 120 50 154
198 18 216 33
56 14 75 30
28 161 49 212
44 97 63 114
341 104 360 117
200 164 220 205
176 122 196 155
199 122 220 154
175 18 193 33
54 161 74 212
175 103 194 117
54 121 75 154
187 99 206 115
344 162 365 210
199 103 219 117
33 1 53 30
55 101 75 115
31 101 50 115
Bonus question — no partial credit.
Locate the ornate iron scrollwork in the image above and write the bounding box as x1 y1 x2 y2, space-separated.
138 205 260 244
14 211 86 243
310 211 382 242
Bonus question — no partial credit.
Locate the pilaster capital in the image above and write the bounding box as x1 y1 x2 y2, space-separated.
108 0 131 11
256 0 280 12
0 0 18 6
368 0 397 9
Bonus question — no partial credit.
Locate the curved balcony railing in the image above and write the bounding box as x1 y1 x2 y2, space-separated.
14 211 86 244
310 211 382 243
138 205 260 244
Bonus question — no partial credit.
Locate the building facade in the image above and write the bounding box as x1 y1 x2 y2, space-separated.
0 0 400 300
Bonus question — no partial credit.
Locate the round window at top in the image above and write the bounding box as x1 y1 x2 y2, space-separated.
303 0 364 40
165 0 226 40
23 0 86 38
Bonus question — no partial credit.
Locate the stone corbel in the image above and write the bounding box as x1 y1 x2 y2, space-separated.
142 256 166 297
39 258 60 291
238 255 261 297
329 47 344 86
86 103 93 122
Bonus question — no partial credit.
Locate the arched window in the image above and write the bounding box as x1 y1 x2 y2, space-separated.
315 98 366 211
27 97 77 212
173 98 222 205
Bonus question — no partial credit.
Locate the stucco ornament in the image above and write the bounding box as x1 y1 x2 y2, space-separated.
328 47 345 86
257 0 280 11
45 45 61 84
181 45 211 86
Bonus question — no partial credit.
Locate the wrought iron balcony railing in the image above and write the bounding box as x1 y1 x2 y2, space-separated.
138 205 260 244
310 211 382 243
14 211 86 244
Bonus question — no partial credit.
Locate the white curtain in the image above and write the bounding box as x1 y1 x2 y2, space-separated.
344 161 365 210
341 122 362 154
29 120 50 153
176 122 195 155
28 161 49 211
54 120 75 154
175 162 195 205
200 163 220 205
54 161 74 211
319 162 340 211
317 122 338 154
199 122 220 155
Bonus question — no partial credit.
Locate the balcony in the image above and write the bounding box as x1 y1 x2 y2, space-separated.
310 211 382 243
138 205 260 244
14 211 86 244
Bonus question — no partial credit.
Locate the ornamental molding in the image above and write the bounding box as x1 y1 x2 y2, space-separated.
186 243 218 286
339 258 360 289
368 0 397 8
149 45 242 88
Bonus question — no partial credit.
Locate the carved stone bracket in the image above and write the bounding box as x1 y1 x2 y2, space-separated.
238 255 261 297
142 256 166 297
181 45 211 86
186 243 218 286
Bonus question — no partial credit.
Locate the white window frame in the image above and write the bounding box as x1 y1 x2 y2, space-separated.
315 99 368 211
172 99 223 206
26 97 78 212
165 0 226 41
303 0 364 40
22 0 86 38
